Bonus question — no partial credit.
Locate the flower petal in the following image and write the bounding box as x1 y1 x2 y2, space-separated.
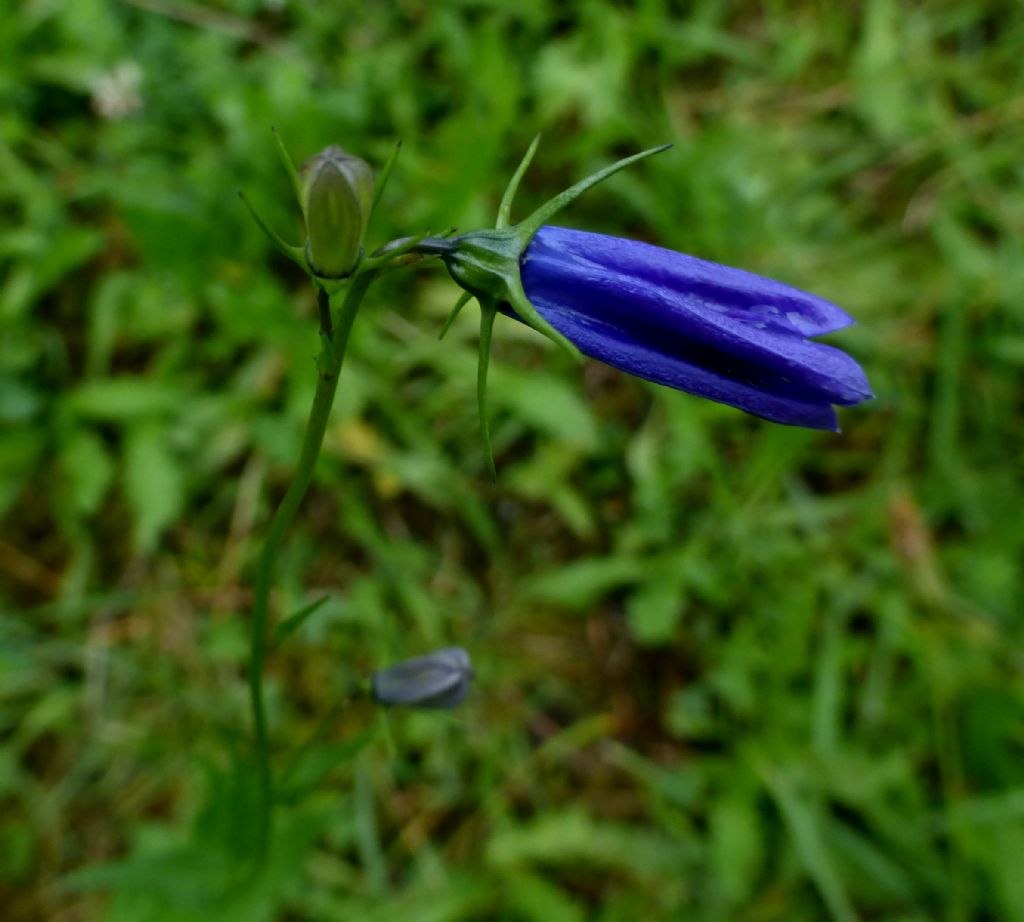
530 226 854 336
517 300 841 430
523 227 872 405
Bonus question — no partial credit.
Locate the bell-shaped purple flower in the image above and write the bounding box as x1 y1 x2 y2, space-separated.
416 138 872 470
518 226 872 431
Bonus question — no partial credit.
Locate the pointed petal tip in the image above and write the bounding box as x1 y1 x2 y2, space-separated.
794 405 840 432
825 363 874 406
771 404 840 431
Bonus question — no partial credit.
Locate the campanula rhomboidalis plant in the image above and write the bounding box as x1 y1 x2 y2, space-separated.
238 132 871 869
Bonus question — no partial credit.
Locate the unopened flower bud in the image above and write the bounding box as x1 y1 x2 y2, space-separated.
371 647 473 709
300 145 374 279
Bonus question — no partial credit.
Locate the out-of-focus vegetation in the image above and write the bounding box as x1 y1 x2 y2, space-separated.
2 1 1023 919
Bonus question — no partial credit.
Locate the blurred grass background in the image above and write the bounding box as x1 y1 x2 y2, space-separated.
2 0 1023 919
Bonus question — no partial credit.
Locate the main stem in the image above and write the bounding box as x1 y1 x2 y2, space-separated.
247 273 373 865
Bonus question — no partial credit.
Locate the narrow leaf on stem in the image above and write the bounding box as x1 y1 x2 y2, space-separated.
271 595 330 651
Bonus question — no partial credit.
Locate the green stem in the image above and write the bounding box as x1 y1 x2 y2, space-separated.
247 271 374 866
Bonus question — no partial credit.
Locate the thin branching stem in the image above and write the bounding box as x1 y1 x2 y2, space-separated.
247 271 374 867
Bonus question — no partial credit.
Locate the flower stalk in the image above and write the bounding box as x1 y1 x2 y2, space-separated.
246 271 374 865
239 133 445 869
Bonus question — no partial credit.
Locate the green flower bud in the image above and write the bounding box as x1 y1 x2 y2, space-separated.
300 145 374 279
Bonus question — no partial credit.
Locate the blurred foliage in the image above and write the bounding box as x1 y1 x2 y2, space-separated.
2 0 1023 919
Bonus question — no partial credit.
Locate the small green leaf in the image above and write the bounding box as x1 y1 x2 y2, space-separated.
710 793 764 905
276 732 374 803
60 428 114 518
66 378 180 422
626 574 684 646
124 424 184 555
270 595 329 651
501 870 584 922
524 557 644 609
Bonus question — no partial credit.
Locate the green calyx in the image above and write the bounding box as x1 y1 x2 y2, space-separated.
424 135 672 476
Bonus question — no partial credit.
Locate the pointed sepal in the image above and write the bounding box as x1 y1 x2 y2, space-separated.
370 140 402 223
505 275 579 360
518 142 672 238
440 290 473 340
496 133 541 229
271 127 303 209
237 191 308 268
361 230 436 279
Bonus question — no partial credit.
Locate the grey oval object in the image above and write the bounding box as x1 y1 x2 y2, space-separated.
371 647 473 709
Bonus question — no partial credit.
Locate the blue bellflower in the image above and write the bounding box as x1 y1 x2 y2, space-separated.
416 137 871 469
519 226 872 431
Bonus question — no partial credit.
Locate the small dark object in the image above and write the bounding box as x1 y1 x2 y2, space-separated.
372 647 474 709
